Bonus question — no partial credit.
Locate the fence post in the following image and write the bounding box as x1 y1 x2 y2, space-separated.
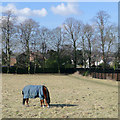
104 72 106 79
112 72 114 79
117 72 119 81
101 73 102 79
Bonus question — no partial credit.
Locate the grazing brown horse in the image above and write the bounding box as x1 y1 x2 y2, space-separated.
22 85 50 108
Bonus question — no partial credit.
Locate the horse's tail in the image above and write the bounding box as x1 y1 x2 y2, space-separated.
43 86 50 104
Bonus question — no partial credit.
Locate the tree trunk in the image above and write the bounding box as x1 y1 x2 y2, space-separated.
88 38 91 68
73 41 77 69
26 39 30 74
57 48 60 73
82 36 86 68
101 30 105 70
6 18 10 73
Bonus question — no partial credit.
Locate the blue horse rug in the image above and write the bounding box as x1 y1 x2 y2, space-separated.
22 85 44 100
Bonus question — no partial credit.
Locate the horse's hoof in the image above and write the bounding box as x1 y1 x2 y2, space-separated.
47 105 50 108
43 105 45 108
26 105 29 107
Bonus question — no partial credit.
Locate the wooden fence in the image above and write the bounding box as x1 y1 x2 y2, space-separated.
91 72 120 81
77 68 120 81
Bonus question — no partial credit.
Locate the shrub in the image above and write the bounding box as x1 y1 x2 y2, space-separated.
98 63 110 69
82 71 89 76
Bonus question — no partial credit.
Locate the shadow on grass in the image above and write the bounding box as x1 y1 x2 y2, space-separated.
50 104 78 108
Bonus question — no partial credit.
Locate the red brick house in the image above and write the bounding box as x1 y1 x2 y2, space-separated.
10 56 16 66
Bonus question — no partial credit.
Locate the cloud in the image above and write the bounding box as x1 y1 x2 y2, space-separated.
51 3 79 16
1 4 47 22
33 8 47 17
17 16 27 23
19 8 31 16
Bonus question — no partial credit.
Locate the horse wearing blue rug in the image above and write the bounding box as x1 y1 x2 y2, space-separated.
22 85 50 108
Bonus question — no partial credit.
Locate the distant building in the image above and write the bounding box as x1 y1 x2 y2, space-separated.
85 54 115 68
85 56 104 68
29 52 44 62
95 59 104 66
10 56 16 66
17 51 45 67
2 55 17 67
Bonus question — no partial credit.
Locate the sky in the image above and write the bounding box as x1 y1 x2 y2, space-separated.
1 2 118 29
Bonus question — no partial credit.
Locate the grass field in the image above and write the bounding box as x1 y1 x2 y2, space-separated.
2 73 118 118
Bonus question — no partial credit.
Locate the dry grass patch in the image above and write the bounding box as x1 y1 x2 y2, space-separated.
2 74 118 118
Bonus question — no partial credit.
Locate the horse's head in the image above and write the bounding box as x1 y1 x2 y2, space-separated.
46 88 50 104
43 86 50 105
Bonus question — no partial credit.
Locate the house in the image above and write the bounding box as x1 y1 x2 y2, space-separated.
29 51 45 62
95 59 104 66
2 54 17 66
10 56 16 66
85 56 104 68
17 51 45 67
85 53 116 68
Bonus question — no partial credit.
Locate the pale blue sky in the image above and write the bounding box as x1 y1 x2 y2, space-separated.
2 2 118 29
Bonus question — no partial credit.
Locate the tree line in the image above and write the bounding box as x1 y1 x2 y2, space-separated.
1 10 119 73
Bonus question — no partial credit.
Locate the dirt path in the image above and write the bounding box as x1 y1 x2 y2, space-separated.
2 74 118 118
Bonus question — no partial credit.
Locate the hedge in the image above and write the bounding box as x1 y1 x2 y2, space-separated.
2 66 76 74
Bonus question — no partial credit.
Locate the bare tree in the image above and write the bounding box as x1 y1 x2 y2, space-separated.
95 11 110 69
30 28 41 73
84 24 94 68
50 27 64 73
105 25 117 60
39 27 50 70
94 11 118 69
17 19 40 73
80 24 88 68
1 10 16 73
63 18 82 69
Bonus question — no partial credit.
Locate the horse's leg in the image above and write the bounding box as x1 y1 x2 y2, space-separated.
40 99 44 108
26 98 29 107
45 97 49 108
23 98 26 105
40 100 42 107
